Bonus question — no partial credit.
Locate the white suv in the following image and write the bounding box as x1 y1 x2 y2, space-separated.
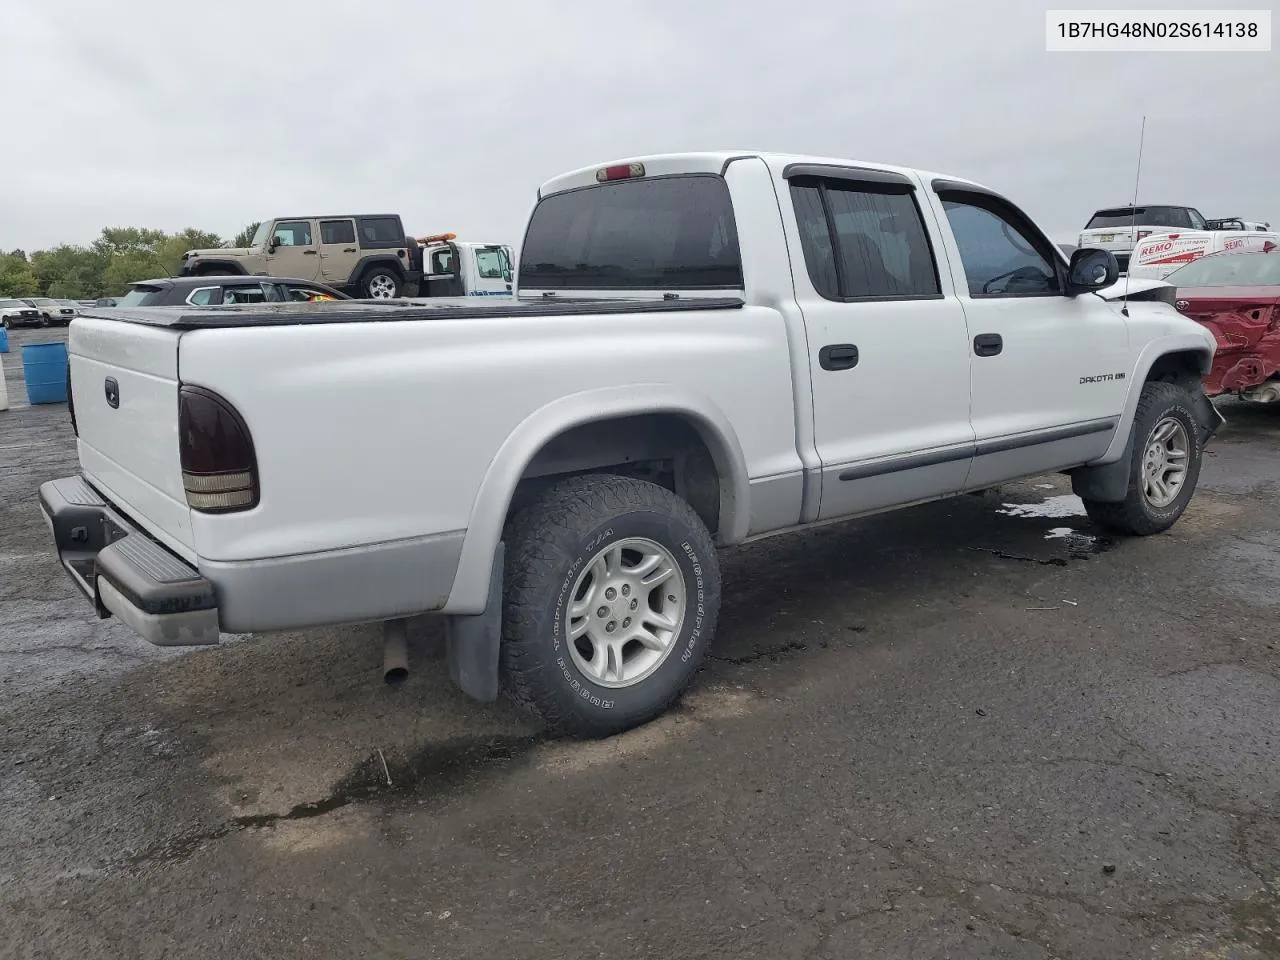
1078 205 1208 273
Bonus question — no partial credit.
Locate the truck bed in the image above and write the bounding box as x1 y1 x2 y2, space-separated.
82 296 746 330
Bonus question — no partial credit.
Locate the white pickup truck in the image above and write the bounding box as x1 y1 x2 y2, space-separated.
41 151 1223 738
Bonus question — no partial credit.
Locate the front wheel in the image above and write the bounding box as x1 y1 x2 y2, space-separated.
500 474 721 738
362 267 401 299
1082 380 1205 536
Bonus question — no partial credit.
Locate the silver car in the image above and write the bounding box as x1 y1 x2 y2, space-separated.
24 297 76 326
0 298 43 328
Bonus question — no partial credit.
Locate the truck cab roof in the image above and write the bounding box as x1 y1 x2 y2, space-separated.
537 151 989 198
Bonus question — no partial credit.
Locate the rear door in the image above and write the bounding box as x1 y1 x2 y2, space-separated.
69 317 193 558
265 219 320 280
782 166 976 521
317 218 359 285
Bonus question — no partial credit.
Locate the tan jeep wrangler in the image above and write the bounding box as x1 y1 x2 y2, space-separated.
178 215 423 299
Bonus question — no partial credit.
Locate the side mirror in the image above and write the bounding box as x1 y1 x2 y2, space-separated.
267 236 280 252
1066 248 1119 295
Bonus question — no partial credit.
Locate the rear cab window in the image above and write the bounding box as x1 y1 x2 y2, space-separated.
1087 206 1203 229
115 286 167 307
518 175 744 291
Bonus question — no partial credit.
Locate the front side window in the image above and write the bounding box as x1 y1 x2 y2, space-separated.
284 284 339 301
474 246 507 279
790 178 940 300
941 196 1059 297
519 174 743 290
272 221 313 247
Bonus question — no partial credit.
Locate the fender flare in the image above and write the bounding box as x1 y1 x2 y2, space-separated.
441 384 752 614
351 255 406 288
1094 333 1213 465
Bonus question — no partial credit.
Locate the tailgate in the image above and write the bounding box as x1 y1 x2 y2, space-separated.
69 316 194 560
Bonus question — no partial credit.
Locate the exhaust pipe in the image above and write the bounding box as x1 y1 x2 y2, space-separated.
382 619 409 684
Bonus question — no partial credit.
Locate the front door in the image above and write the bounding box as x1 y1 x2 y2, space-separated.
317 219 359 286
265 219 320 280
783 167 976 522
924 185 1131 488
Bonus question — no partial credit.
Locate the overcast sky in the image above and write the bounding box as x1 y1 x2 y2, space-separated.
1 0 1276 252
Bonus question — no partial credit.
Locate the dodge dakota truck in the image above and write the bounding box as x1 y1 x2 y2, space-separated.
41 151 1223 738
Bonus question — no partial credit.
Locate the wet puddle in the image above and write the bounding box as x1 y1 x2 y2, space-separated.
978 493 1117 564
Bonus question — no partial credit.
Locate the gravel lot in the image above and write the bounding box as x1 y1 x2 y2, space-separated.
1 325 1278 959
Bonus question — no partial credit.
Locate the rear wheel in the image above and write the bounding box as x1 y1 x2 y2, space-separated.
500 474 721 738
1082 381 1205 535
362 267 401 299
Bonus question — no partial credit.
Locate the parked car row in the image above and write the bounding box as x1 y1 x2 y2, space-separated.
0 297 79 328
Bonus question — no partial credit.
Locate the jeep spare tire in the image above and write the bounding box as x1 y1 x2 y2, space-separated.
362 267 401 299
500 474 721 739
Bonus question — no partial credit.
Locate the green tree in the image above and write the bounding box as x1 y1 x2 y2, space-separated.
32 244 107 300
16 225 232 299
0 252 39 297
231 221 262 248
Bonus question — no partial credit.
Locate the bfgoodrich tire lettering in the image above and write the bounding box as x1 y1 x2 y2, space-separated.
1082 380 1205 536
500 474 721 738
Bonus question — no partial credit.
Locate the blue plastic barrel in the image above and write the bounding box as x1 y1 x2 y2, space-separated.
21 341 69 404
0 326 9 353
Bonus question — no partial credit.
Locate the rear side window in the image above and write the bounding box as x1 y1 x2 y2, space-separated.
358 217 403 244
320 219 356 244
790 178 940 300
220 283 278 305
519 175 743 290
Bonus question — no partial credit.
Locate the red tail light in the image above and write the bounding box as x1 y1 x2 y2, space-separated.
178 385 258 513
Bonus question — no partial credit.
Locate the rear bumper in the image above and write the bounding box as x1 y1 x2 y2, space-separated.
38 475 221 646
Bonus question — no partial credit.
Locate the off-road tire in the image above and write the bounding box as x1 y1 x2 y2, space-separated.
1082 380 1205 536
361 266 401 299
500 474 721 739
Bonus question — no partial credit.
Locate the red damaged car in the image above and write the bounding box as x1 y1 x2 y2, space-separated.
1169 248 1280 401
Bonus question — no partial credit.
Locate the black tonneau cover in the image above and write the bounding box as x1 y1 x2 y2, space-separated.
79 296 745 330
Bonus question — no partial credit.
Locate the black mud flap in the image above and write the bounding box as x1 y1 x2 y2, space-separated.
444 542 503 702
1189 391 1227 446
